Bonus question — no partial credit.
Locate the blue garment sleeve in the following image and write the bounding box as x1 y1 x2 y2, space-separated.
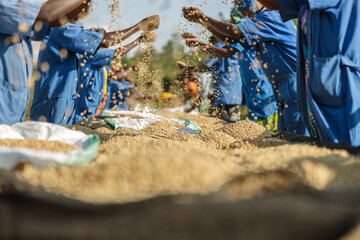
278 0 308 21
0 0 44 36
204 42 226 68
236 11 295 48
49 24 104 55
88 48 116 67
228 43 244 53
204 55 218 68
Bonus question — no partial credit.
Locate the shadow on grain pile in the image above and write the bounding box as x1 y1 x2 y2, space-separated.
1 175 360 240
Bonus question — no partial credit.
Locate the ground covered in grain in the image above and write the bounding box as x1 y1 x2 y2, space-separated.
6 112 360 204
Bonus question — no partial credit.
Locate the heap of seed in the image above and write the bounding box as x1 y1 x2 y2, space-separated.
218 120 272 140
139 120 190 140
6 111 360 205
0 139 80 153
200 131 237 149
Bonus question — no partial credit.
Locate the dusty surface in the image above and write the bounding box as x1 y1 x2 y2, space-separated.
5 112 360 204
0 139 80 153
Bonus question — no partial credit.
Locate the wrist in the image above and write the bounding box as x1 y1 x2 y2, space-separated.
134 23 140 32
198 41 206 47
202 15 210 25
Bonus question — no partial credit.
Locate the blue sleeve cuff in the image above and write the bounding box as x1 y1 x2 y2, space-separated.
50 23 105 55
236 22 253 49
90 48 116 66
204 55 218 68
229 43 244 53
89 32 105 55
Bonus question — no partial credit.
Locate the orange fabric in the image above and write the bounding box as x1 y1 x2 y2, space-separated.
186 81 199 97
95 67 109 117
95 93 108 117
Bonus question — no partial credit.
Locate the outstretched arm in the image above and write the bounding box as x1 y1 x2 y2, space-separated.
114 32 156 57
182 30 237 46
176 61 210 73
206 27 239 45
203 17 243 39
100 26 140 48
110 68 134 81
185 38 238 58
100 15 160 48
182 7 243 39
114 39 141 58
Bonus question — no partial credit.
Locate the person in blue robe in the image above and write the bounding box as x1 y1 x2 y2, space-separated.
74 32 154 122
106 80 135 111
105 66 136 111
254 0 360 146
31 15 159 125
179 34 278 124
203 41 244 121
0 0 88 125
182 2 309 135
30 23 105 125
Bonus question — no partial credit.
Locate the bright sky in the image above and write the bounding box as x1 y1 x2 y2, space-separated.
84 0 234 51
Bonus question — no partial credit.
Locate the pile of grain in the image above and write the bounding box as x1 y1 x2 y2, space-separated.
199 131 237 149
16 137 233 203
161 112 224 132
0 139 80 153
218 120 272 140
139 120 190 140
6 112 360 204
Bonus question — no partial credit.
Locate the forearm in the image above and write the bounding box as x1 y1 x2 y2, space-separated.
101 25 140 48
113 69 134 80
185 64 210 73
114 39 141 57
256 0 280 10
197 43 237 59
207 27 239 45
36 0 85 23
203 16 243 39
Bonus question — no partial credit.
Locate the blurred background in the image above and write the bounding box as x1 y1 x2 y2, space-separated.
30 0 234 107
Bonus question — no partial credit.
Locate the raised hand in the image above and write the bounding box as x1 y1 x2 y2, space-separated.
181 32 197 39
185 38 204 48
138 15 160 31
182 7 206 24
125 76 135 86
176 61 188 70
